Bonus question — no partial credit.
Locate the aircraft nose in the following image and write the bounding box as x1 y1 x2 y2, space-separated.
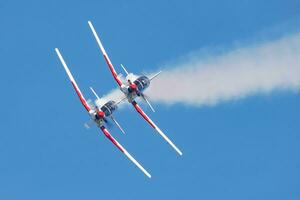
130 83 137 91
97 111 105 118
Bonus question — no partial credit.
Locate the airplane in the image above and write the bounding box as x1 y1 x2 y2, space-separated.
88 21 183 156
55 48 151 178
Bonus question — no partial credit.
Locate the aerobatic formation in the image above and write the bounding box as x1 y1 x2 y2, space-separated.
55 21 182 178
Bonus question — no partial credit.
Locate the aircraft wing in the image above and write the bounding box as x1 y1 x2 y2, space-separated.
88 21 123 87
55 48 91 112
100 126 151 178
131 101 183 155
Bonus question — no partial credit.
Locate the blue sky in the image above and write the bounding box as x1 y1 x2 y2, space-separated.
1 0 300 199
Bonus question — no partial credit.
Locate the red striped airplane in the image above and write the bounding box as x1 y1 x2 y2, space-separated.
88 21 182 156
55 48 151 178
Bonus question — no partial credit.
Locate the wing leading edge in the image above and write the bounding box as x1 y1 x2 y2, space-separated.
88 21 123 87
100 126 151 178
132 101 183 156
55 48 91 112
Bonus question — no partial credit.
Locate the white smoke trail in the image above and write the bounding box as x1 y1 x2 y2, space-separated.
95 88 126 107
145 33 300 106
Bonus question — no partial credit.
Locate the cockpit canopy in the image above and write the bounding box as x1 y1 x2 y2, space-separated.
133 76 150 91
100 100 117 116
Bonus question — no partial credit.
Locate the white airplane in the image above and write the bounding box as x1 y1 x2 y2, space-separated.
55 48 151 178
88 21 183 156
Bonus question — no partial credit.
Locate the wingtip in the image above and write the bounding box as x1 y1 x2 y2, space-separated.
143 170 152 179
88 21 93 28
176 148 183 156
145 171 152 178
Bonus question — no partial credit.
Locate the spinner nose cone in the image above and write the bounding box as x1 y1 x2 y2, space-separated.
97 111 105 118
130 83 137 91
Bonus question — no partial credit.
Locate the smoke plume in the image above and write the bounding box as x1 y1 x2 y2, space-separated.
145 33 300 106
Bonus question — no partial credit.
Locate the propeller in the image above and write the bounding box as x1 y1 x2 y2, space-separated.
84 120 94 129
120 64 156 112
141 93 155 112
110 115 125 134
103 117 113 128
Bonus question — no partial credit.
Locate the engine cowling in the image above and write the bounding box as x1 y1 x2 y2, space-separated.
133 76 150 92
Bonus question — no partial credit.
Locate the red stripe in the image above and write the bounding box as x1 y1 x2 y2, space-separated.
71 82 91 112
132 101 156 129
103 55 123 86
100 126 124 153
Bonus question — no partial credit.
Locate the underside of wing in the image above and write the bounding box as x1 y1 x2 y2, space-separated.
99 126 151 178
88 21 123 87
131 101 183 155
55 48 91 112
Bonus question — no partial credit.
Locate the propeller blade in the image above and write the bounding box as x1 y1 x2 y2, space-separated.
141 93 155 112
104 117 113 128
149 71 162 81
90 87 101 100
120 64 129 76
110 115 125 134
